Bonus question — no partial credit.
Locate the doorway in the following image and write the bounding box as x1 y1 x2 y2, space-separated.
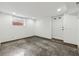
52 14 64 40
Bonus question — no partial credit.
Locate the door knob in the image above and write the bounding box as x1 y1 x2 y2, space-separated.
61 27 64 30
62 28 64 30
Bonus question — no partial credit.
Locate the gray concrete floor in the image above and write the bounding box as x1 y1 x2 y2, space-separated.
0 37 79 56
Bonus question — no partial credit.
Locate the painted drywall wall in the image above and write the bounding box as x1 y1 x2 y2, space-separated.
63 14 78 44
0 12 52 43
35 18 51 39
77 14 79 46
0 13 35 42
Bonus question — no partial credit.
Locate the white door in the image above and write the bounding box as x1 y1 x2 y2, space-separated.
52 15 64 40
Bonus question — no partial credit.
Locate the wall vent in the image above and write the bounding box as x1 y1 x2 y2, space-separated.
76 2 79 5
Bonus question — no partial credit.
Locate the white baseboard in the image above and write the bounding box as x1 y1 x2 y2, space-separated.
52 36 63 40
34 35 51 39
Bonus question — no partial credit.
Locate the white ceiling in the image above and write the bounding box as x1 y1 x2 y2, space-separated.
0 2 76 19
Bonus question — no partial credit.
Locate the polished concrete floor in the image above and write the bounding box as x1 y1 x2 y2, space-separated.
0 36 79 56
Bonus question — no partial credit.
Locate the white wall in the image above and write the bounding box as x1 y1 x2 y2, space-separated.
0 13 35 42
63 14 78 44
77 14 79 46
35 18 51 39
0 12 52 43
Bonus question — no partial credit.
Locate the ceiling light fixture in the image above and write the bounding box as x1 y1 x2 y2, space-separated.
57 8 61 12
12 12 16 15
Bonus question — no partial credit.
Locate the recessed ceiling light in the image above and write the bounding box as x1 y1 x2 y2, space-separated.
12 12 16 15
57 8 61 12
